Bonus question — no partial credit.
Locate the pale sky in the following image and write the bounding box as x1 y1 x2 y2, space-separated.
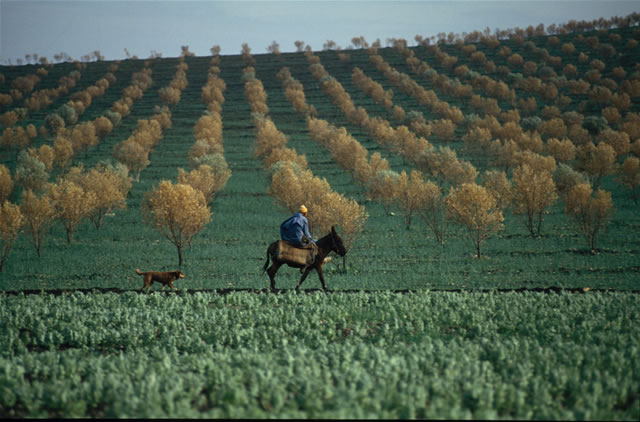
1 0 639 64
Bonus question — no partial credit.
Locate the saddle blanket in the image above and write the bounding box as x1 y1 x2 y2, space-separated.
276 241 317 266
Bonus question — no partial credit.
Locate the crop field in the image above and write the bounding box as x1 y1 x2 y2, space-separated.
1 290 638 418
1 22 639 418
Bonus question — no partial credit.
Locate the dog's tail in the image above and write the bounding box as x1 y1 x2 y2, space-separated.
136 269 144 275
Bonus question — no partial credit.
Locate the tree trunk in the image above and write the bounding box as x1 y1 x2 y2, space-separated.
36 237 42 257
526 210 536 237
1 242 13 271
92 212 104 230
177 245 184 267
536 211 544 236
435 229 445 246
405 211 413 230
31 230 41 257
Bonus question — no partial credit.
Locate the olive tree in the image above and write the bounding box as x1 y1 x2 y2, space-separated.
445 183 504 258
0 164 14 203
81 163 132 229
511 164 558 237
20 189 56 256
47 179 97 243
564 183 614 252
0 201 24 271
142 181 211 266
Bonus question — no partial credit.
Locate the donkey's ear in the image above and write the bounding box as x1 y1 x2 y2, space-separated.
331 225 336 235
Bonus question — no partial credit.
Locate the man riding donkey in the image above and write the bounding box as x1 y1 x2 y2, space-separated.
265 204 347 291
279 205 318 272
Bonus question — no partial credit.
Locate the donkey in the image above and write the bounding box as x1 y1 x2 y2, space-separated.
263 226 347 291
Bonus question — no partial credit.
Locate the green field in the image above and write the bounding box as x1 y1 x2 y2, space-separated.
1 290 639 419
1 24 639 418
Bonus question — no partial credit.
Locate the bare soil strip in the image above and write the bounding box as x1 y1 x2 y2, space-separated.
2 286 637 296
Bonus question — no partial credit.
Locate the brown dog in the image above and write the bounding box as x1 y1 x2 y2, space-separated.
136 269 185 291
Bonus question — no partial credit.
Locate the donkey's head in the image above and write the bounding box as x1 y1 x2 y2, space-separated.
330 226 347 257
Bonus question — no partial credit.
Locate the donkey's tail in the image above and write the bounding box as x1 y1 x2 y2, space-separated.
263 243 274 273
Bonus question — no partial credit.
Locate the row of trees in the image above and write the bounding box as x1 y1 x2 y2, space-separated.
364 49 462 140
0 56 207 269
3 54 228 269
306 50 475 192
413 38 639 118
1 49 102 66
393 36 640 151
244 62 368 258
143 52 231 266
1 64 121 172
1 60 106 126
1 72 76 124
0 65 156 270
0 63 157 270
293 55 504 255
355 44 640 208
410 12 640 48
45 70 116 128
299 74 490 253
297 51 617 255
38 72 120 156
7 117 119 202
184 54 231 203
259 42 624 256
275 67 315 116
0 57 222 270
112 62 186 181
158 61 188 105
0 63 147 266
0 161 132 270
389 36 640 148
24 69 84 113
377 14 633 58
315 12 638 61
109 66 153 120
112 106 171 181
9 65 156 200
0 70 45 107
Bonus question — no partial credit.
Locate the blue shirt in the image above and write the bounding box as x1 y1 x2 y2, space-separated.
280 212 314 246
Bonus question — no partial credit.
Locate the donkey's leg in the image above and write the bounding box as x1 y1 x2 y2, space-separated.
316 265 328 291
295 266 313 290
267 261 282 292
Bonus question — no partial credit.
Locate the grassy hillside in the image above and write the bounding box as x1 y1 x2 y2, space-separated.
0 27 639 292
1 25 639 420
